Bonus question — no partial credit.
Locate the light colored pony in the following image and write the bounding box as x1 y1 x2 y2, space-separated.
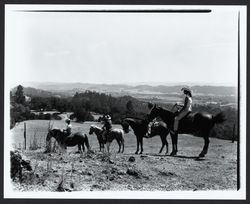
89 125 125 153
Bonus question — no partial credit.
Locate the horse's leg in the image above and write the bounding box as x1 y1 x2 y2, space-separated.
116 138 121 153
164 132 169 154
82 142 85 152
135 136 139 154
101 143 105 152
199 130 210 158
159 135 165 154
121 139 124 153
107 142 111 153
166 140 169 155
99 142 102 151
175 133 178 153
76 144 81 153
170 133 176 156
139 136 143 154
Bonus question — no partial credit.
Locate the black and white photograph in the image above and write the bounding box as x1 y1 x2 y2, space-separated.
4 4 246 199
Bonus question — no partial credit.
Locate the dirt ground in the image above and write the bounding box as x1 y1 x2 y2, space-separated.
10 121 238 192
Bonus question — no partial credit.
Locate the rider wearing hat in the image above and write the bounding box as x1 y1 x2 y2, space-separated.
102 114 112 142
173 87 192 134
63 118 72 137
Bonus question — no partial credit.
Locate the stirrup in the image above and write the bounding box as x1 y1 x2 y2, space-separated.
170 130 177 135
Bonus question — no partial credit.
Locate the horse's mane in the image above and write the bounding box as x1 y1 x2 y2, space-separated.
90 125 102 130
158 106 174 116
123 117 148 125
123 117 146 121
51 128 61 133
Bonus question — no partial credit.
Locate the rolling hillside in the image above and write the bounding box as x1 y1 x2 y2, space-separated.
10 119 237 192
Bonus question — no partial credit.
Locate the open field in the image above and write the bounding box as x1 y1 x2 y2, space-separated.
10 120 237 191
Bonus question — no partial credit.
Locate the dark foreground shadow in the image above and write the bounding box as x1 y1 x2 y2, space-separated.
146 153 206 161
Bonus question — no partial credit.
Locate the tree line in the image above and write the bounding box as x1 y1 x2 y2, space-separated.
10 85 148 128
10 85 238 141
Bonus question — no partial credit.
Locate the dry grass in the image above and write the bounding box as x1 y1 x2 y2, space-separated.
10 120 237 192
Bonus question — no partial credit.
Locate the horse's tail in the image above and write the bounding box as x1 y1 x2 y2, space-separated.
212 112 226 124
84 134 91 150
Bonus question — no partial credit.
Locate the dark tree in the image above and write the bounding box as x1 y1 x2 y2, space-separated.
126 100 134 113
15 85 26 104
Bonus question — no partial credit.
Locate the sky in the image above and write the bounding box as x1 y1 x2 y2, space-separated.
5 5 241 87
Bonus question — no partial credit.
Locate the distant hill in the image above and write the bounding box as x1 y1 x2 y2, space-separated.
25 82 237 97
11 86 64 98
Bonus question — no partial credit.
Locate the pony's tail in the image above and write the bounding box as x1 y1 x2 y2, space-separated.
84 134 91 150
212 112 226 124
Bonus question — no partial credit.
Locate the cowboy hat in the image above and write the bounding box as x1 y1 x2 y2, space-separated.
181 87 192 93
105 115 111 120
65 118 71 123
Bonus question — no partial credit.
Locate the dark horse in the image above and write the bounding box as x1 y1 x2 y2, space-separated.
148 104 226 157
122 118 169 154
45 129 90 153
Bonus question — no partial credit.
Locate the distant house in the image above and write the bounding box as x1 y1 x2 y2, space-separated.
90 112 103 122
24 95 31 102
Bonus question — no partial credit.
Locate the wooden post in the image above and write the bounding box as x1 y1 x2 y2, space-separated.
24 122 26 150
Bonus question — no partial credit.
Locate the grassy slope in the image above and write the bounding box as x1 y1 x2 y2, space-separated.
10 120 237 191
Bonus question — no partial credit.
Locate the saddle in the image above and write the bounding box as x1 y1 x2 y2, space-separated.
174 111 193 120
151 121 167 129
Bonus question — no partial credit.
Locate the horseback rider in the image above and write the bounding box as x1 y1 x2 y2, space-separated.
63 118 72 137
102 114 112 142
172 87 193 134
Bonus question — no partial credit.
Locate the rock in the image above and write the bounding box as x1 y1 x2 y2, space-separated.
128 156 135 162
87 172 93 176
102 169 109 174
82 170 93 176
159 171 175 177
140 155 147 158
109 176 115 181
117 171 126 175
109 159 114 164
126 169 139 177
21 160 32 171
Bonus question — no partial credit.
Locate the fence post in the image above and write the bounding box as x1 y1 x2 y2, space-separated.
24 122 26 150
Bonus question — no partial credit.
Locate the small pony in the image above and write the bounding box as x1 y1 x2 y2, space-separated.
45 129 90 153
89 125 125 153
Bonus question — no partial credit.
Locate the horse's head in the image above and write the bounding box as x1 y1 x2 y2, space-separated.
46 129 54 141
45 129 57 153
89 126 94 135
148 104 160 122
46 128 62 140
121 120 130 133
89 125 100 135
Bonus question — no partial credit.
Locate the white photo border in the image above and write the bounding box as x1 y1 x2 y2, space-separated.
4 4 247 199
